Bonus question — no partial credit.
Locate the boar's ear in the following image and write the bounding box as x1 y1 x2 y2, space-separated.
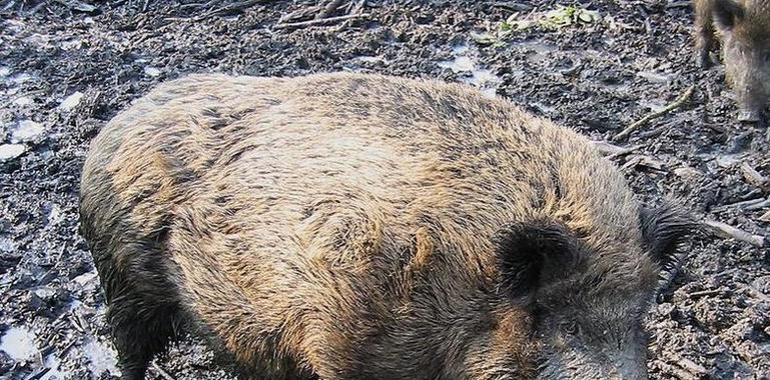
713 0 745 30
639 204 692 266
495 219 581 298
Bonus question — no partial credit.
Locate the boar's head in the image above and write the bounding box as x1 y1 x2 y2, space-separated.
493 205 690 380
712 0 770 123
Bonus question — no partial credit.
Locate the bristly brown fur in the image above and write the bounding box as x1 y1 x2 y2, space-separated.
79 72 689 380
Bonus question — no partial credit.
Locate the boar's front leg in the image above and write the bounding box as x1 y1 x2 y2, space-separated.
694 0 717 68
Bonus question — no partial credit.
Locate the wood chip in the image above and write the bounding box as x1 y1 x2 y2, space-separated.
740 162 770 193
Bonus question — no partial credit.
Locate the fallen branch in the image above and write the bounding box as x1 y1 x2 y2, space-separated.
591 140 627 156
612 85 695 142
711 197 768 212
196 0 264 20
703 220 768 247
152 362 177 380
278 4 321 23
740 162 770 193
607 144 645 160
745 198 770 211
665 1 692 9
687 288 723 298
274 12 368 29
620 155 666 172
760 210 770 222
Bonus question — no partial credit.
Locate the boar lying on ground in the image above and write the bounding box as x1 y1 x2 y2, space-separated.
79 72 690 380
694 0 770 123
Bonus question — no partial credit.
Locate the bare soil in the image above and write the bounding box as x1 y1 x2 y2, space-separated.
0 1 768 379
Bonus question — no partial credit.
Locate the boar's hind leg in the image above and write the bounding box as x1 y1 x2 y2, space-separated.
100 245 183 380
110 297 180 379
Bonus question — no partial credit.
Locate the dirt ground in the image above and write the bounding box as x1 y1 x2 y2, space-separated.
0 0 768 379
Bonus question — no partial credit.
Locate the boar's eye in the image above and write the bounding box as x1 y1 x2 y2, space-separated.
712 0 745 30
495 219 582 299
638 204 693 267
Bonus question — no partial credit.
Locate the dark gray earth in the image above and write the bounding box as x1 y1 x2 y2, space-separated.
0 0 768 379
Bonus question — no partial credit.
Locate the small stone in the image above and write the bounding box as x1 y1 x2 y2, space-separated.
12 97 33 106
26 291 45 311
59 91 84 111
11 120 44 143
33 287 57 301
72 271 97 287
0 144 26 161
637 71 674 84
10 73 31 83
674 166 704 180
61 39 83 50
715 154 743 168
751 276 770 294
144 67 161 77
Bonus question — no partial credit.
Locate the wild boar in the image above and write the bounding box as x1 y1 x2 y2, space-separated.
79 72 691 380
694 0 770 123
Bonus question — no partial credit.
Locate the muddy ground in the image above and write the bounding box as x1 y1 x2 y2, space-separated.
0 0 768 379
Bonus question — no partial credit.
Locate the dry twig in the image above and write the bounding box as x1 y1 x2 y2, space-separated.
746 198 770 211
711 197 768 212
607 144 645 160
196 0 264 20
591 140 627 156
612 85 695 141
665 1 692 9
688 289 722 298
740 162 770 193
274 12 368 29
152 362 177 380
703 220 768 247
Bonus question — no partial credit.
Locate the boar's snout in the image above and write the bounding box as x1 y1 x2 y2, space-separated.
535 342 650 380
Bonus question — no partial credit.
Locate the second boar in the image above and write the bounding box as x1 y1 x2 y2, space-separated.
694 0 770 123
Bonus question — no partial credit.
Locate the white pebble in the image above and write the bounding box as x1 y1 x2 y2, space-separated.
0 144 26 161
11 120 44 143
144 67 161 77
59 91 84 111
12 97 33 106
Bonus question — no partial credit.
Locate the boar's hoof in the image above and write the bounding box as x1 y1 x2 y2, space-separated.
695 51 712 69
